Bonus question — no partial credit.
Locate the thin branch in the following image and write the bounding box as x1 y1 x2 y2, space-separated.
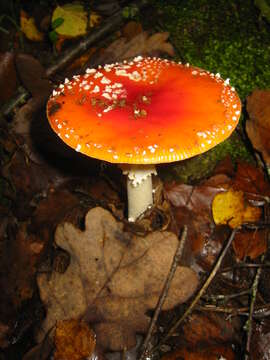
203 289 251 303
196 302 270 318
244 254 264 360
153 227 238 352
138 226 188 360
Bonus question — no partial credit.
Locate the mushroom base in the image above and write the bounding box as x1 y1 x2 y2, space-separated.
121 164 157 222
127 175 153 222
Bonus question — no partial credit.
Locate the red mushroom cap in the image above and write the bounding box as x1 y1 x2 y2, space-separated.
47 56 241 164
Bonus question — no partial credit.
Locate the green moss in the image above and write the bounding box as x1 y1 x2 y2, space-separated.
159 132 254 184
153 0 270 99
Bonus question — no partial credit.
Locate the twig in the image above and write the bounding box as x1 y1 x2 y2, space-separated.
153 227 238 352
220 262 270 273
1 0 149 118
138 226 188 360
203 289 250 303
196 302 270 318
244 254 264 359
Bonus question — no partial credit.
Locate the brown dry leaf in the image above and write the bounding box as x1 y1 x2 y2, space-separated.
212 189 262 228
162 312 239 360
15 53 52 98
37 207 198 351
182 312 239 347
233 162 270 198
2 151 53 220
95 31 174 65
20 10 44 42
122 21 143 40
246 90 270 165
0 52 17 104
233 230 267 260
54 320 96 360
30 189 82 244
0 222 45 341
67 47 97 71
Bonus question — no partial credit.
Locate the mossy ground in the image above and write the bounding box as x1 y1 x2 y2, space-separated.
152 0 270 99
150 0 267 182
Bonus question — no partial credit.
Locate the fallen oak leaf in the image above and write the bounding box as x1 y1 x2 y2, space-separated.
37 207 198 351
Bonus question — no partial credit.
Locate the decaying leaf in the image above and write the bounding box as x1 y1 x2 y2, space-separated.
20 10 44 42
250 320 270 360
162 345 236 360
37 207 198 351
161 312 239 360
15 53 52 98
0 222 45 340
52 4 87 38
246 89 270 165
0 52 17 104
54 320 96 360
212 189 262 228
233 230 267 260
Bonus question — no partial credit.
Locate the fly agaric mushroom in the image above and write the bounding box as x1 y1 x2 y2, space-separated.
47 56 241 221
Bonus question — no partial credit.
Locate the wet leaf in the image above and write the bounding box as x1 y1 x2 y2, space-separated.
246 89 270 165
54 320 96 360
212 189 262 228
20 10 44 42
37 207 198 351
233 230 267 260
52 4 87 38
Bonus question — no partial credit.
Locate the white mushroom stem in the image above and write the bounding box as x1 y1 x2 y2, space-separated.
121 164 157 222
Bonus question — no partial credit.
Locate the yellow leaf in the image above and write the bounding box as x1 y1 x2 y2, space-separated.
89 11 101 28
20 10 44 42
52 3 87 38
212 189 261 228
